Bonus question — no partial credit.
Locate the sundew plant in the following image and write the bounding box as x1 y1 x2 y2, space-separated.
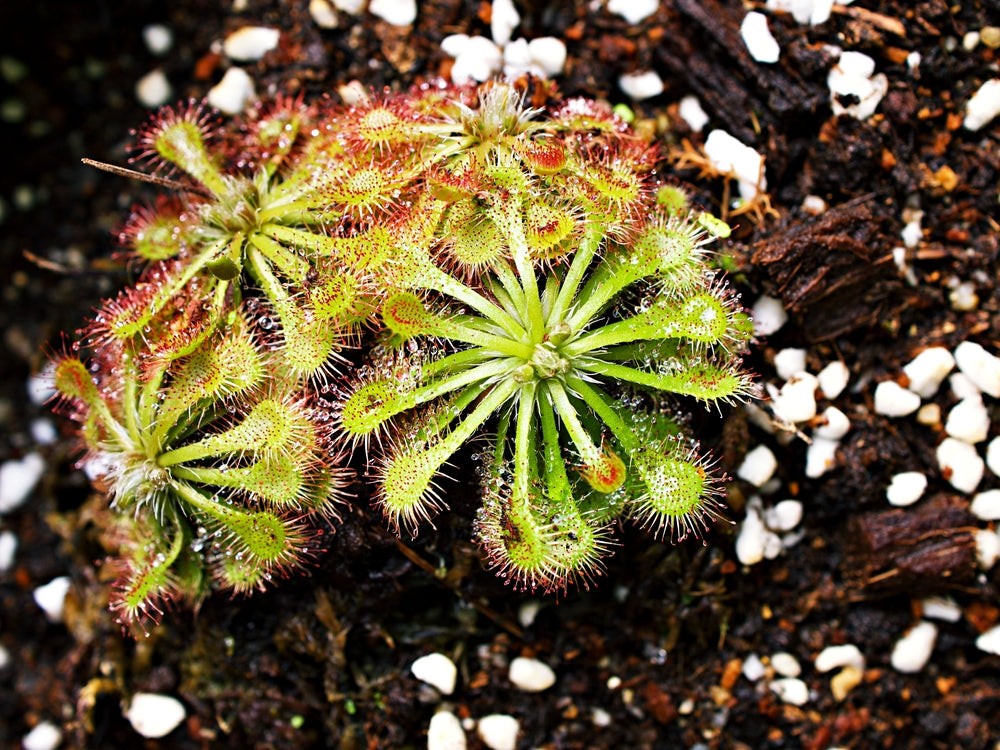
51 80 755 625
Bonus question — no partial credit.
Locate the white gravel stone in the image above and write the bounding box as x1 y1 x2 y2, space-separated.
22 721 62 750
427 711 467 750
135 69 172 108
678 95 709 132
223 26 280 61
704 129 767 202
608 0 659 25
411 652 458 695
770 677 809 706
618 70 664 100
448 36 503 84
988 436 1000 477
890 621 937 673
970 489 1000 521
828 50 888 120
946 396 990 444
751 294 788 336
142 24 174 55
764 500 802 532
886 471 927 507
963 77 1000 131
873 381 921 417
0 452 45 515
921 595 962 623
937 437 984 493
742 652 766 681
774 348 807 380
805 437 839 478
770 652 801 677
814 406 851 441
124 693 187 739
742 12 780 63
309 0 339 28
0 529 17 573
975 624 1000 655
975 528 1000 570
508 656 556 692
814 644 865 673
737 445 777 487
207 67 255 114
33 575 71 623
954 341 1000 398
369 0 417 25
477 714 519 750
772 373 819 423
489 0 519 46
902 347 955 398
816 361 849 399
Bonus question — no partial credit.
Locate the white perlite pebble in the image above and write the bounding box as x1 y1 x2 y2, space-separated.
814 406 850 441
937 437 984 493
970 489 1000 521
771 373 819 423
125 693 187 739
678 95 709 132
921 595 962 623
591 707 612 727
764 500 802 532
142 24 174 55
900 220 922 249
954 341 1000 398
814 644 865 673
618 70 664 101
135 69 172 108
508 657 556 692
945 396 990 444
608 0 659 25
369 0 417 25
223 26 280 61
766 0 833 26
828 50 888 120
750 295 787 336
0 529 17 573
949 372 982 401
902 347 955 398
886 472 927 507
975 528 1000 570
31 419 58 446
0 452 46 515
949 280 979 312
446 36 503 84
817 361 849 399
517 600 542 628
770 677 809 706
489 0 519 46
704 129 767 202
873 381 921 417
477 714 519 750
22 721 62 750
805 437 839 479
770 652 801 677
309 0 339 28
916 403 941 426
737 445 777 487
207 68 255 114
963 78 1000 131
427 711 467 750
33 576 71 623
976 624 1000 655
411 652 458 695
503 38 566 79
28 367 58 406
742 653 766 681
0 644 8 669
742 12 780 63
332 0 364 13
774 348 807 380
735 502 782 565
890 621 937 673
989 437 1000 477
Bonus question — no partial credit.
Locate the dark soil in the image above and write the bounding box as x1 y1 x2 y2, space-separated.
2 1 999 748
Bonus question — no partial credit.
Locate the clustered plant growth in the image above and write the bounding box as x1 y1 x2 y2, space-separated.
50 81 755 627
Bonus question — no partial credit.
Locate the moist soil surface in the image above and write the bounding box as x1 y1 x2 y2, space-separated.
2 1 999 748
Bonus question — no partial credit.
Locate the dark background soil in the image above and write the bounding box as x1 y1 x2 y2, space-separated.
2 1 999 748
